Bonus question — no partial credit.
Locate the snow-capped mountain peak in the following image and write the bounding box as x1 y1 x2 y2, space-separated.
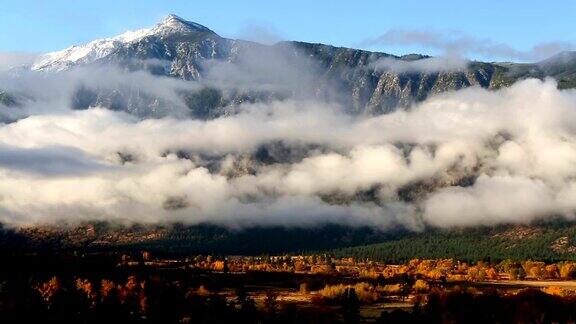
31 14 215 71
156 14 213 34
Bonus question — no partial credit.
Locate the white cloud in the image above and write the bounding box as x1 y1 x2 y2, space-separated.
363 29 575 62
423 175 558 227
2 63 576 230
0 52 38 71
371 56 469 73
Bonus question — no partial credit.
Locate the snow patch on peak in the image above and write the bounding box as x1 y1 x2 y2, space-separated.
32 15 215 71
158 14 212 33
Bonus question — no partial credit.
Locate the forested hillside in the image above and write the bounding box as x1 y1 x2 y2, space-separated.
5 221 576 262
333 222 576 263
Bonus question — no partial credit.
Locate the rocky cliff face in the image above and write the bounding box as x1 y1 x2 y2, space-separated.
26 15 576 119
0 90 17 107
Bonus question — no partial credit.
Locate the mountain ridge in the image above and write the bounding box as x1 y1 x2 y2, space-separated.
31 14 217 72
16 15 576 119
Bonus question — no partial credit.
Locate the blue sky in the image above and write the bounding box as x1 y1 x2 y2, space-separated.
1 0 575 61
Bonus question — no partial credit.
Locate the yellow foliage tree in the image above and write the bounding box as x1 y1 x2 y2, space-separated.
412 279 430 292
559 262 576 279
36 276 61 305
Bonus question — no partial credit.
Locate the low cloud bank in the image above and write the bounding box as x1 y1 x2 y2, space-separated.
363 29 575 62
370 55 469 73
0 52 38 72
1 57 576 230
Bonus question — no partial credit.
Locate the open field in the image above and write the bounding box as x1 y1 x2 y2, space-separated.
476 280 576 288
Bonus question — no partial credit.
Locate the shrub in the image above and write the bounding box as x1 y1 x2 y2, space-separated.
318 282 378 303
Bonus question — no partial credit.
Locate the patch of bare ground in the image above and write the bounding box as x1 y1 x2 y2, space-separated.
551 236 576 254
249 289 314 306
491 226 543 249
476 280 576 288
492 226 542 241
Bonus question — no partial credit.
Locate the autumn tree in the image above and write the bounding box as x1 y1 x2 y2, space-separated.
75 278 97 307
558 262 576 279
486 267 499 280
545 264 559 279
36 276 61 306
522 261 546 280
412 279 430 293
466 266 487 282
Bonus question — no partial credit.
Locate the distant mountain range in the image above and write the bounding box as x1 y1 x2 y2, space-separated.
7 14 574 118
